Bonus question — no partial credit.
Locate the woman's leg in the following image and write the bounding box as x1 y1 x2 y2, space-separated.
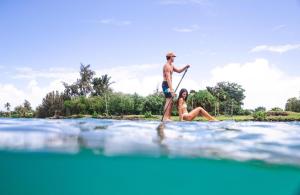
184 107 217 121
198 107 217 121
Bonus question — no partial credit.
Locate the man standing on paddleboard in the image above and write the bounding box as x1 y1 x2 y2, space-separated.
162 52 190 121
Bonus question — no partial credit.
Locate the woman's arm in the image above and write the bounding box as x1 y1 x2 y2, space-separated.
178 98 184 121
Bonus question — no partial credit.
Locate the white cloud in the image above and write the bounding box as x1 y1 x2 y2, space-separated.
0 84 25 111
0 78 69 111
84 18 132 26
100 18 132 26
173 24 200 33
272 24 286 32
0 67 79 110
204 58 300 109
96 64 163 95
251 44 300 54
81 18 132 27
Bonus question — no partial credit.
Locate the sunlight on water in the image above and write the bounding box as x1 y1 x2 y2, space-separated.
1 118 300 167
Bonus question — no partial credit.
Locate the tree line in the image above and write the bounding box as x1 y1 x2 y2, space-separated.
35 64 248 118
1 64 299 118
285 97 300 112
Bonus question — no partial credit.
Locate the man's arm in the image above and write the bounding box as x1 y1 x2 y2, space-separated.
173 64 190 73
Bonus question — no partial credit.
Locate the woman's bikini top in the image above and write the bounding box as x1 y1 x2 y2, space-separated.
181 102 188 114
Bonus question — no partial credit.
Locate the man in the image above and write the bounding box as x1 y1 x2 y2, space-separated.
162 52 190 121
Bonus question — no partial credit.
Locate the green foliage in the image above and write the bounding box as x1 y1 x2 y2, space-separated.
59 92 164 117
107 92 135 115
77 64 95 96
35 64 250 118
4 102 11 112
63 64 114 99
63 63 95 98
12 100 34 118
2 103 11 117
10 113 20 118
171 106 178 116
92 74 114 96
206 82 245 115
254 106 266 112
92 111 98 118
132 93 144 115
188 90 216 113
144 111 152 118
14 106 27 117
0 111 4 117
88 96 106 115
143 93 164 115
64 96 105 116
239 109 254 115
23 100 32 111
7 62 300 120
285 97 300 112
36 91 65 118
270 107 283 112
207 82 245 103
253 111 267 121
14 63 299 120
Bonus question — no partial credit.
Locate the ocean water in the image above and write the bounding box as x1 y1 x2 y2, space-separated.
0 118 300 195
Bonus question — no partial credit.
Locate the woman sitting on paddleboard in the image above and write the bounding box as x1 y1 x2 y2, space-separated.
177 88 218 121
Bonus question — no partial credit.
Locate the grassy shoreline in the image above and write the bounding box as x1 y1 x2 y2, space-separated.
1 112 300 121
63 112 300 121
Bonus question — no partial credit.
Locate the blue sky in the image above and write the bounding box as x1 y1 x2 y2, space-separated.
0 0 300 110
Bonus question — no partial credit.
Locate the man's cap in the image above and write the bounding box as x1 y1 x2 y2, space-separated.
166 52 176 57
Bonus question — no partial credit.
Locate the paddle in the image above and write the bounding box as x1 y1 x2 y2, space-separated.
157 67 189 140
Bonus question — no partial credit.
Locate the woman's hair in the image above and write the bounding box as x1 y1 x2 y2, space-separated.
177 88 189 107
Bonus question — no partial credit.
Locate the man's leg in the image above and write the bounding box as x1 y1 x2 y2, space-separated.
163 98 172 121
167 101 173 120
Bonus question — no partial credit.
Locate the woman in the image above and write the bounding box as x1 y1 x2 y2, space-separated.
177 88 218 121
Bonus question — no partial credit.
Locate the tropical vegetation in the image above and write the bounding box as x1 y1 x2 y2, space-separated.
1 63 300 121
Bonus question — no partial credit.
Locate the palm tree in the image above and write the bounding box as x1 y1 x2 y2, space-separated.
78 63 95 96
4 102 10 112
23 100 32 111
189 90 196 109
92 74 115 116
62 63 95 98
92 74 115 96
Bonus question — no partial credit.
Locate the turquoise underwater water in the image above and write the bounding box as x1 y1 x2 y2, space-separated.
0 118 300 195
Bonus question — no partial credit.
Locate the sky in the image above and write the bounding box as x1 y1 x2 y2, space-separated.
0 0 300 110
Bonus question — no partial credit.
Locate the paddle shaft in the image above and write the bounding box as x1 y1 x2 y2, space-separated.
161 68 189 121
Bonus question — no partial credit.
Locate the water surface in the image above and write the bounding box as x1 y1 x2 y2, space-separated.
1 118 300 195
